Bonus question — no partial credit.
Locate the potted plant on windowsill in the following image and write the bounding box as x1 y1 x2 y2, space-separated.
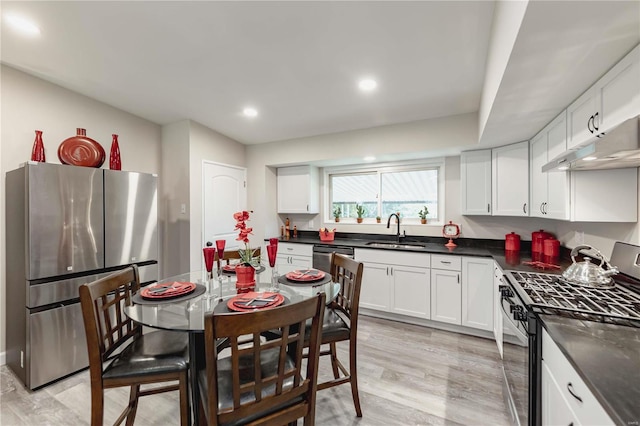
376 216 381 223
333 206 341 223
356 204 365 223
418 206 429 224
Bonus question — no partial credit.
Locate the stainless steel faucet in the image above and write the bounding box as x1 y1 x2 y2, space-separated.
386 213 404 243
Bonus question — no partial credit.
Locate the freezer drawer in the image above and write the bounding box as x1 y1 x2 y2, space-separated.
28 271 113 308
104 170 158 266
28 303 89 389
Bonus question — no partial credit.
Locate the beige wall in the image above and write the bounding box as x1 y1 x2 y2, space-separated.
0 65 162 362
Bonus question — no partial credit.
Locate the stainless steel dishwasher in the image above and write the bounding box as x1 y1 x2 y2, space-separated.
312 245 354 272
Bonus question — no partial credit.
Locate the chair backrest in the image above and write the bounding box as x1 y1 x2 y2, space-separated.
203 293 325 425
79 266 141 381
329 253 364 326
216 247 262 268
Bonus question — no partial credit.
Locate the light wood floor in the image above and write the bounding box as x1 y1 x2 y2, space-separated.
1 316 511 425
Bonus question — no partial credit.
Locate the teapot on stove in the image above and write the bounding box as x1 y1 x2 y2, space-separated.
562 245 619 288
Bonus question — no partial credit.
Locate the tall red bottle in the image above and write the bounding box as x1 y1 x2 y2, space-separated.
31 130 46 162
109 134 121 170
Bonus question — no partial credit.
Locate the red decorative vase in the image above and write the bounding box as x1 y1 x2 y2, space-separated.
235 265 255 293
58 128 105 168
31 130 46 162
109 134 121 170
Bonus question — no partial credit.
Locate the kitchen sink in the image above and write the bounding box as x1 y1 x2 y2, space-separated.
365 242 425 249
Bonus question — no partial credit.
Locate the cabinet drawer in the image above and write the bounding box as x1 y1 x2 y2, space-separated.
355 248 430 268
279 243 312 257
542 330 613 426
431 255 461 271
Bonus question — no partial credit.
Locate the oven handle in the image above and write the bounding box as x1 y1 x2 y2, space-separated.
501 295 529 343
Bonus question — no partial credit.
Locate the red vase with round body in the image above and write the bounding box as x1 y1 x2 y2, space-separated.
109 134 121 170
58 128 105 168
31 130 46 162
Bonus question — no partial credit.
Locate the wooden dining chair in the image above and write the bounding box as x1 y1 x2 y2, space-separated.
216 247 262 269
313 252 364 417
197 293 326 426
79 265 190 426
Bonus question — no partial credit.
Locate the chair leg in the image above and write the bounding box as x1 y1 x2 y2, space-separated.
349 338 362 417
90 389 104 426
329 342 340 379
179 373 189 426
125 384 140 426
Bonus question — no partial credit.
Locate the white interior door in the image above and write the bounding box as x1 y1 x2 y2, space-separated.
203 162 247 252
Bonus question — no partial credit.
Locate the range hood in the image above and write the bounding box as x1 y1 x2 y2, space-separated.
543 115 640 172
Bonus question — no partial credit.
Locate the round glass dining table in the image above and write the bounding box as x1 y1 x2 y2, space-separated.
123 269 336 426
125 269 338 331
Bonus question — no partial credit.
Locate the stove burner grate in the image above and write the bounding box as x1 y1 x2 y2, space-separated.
508 271 640 325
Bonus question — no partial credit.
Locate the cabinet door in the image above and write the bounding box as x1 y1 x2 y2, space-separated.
430 269 461 325
277 166 319 213
567 87 597 150
360 262 391 312
595 44 640 134
571 168 638 222
462 257 494 331
275 254 311 275
460 150 492 215
541 361 578 426
493 263 504 358
392 265 430 319
529 132 547 219
492 141 529 216
545 111 570 220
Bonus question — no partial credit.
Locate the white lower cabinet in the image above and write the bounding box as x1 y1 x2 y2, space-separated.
276 243 312 275
431 255 462 325
462 257 494 331
493 262 504 358
355 248 430 318
541 329 614 426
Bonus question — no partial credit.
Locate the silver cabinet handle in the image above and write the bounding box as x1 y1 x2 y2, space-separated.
540 203 545 214
567 383 583 403
523 203 527 214
390 267 393 275
440 261 451 264
457 274 460 284
487 203 490 213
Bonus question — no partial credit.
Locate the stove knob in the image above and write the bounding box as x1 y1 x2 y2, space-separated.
499 285 513 298
513 310 527 321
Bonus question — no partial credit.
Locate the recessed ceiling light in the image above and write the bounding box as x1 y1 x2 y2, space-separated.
243 107 258 118
363 156 376 162
4 13 40 36
582 156 597 161
358 79 377 91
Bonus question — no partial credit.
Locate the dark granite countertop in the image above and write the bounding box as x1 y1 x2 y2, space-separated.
274 231 573 273
540 315 640 426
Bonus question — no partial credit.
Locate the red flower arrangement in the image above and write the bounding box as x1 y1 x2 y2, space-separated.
234 210 259 267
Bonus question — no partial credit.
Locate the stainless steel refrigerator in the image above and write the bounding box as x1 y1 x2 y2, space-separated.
5 162 159 389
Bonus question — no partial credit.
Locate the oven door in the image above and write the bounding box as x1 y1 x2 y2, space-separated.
501 289 529 426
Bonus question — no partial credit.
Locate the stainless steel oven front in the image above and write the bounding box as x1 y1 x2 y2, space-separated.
500 283 540 426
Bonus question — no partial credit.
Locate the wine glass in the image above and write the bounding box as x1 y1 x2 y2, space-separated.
267 244 279 292
215 239 226 283
203 244 216 298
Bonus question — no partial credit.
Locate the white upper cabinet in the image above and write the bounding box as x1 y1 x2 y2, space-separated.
460 149 492 215
530 111 570 220
277 166 319 214
492 141 529 216
567 44 640 150
571 168 638 222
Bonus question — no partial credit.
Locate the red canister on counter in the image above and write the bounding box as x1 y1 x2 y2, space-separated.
532 229 553 254
505 232 521 252
543 238 560 263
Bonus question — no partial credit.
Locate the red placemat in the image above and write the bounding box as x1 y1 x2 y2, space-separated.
226 292 284 312
140 282 196 299
285 269 326 282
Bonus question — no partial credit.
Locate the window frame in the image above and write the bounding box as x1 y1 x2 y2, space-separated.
323 158 446 225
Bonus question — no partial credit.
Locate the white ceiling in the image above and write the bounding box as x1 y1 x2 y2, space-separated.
1 1 639 148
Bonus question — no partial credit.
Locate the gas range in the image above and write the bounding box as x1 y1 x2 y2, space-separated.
506 270 640 327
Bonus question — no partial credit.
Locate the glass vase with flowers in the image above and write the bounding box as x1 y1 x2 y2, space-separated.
234 211 260 291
